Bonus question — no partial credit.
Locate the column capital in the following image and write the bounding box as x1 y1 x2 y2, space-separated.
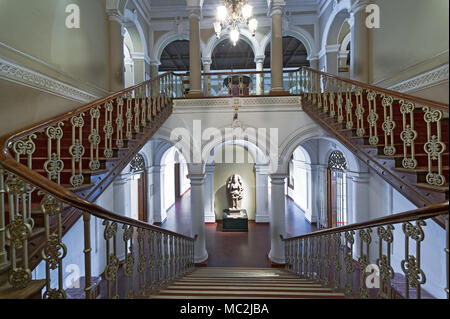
187 173 206 185
187 6 202 20
205 164 215 173
268 0 286 16
270 174 287 184
202 57 212 65
106 9 124 24
326 44 341 53
149 59 161 67
307 54 319 62
346 171 370 182
255 164 271 174
254 55 266 64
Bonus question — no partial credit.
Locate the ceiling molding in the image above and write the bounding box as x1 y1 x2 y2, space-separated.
387 64 449 94
0 57 99 103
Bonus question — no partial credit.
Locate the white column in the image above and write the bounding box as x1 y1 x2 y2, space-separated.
151 165 166 224
269 1 286 94
187 173 208 263
349 1 370 83
204 164 216 223
347 172 370 224
347 171 370 258
150 60 160 93
269 174 286 264
255 165 270 223
146 166 155 224
311 164 328 228
187 6 203 96
202 57 212 96
132 53 146 84
106 10 125 92
308 57 319 70
113 172 132 260
255 55 265 95
325 44 340 75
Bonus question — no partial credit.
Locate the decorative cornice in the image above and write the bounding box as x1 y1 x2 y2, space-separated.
269 1 286 16
387 64 449 93
187 6 202 20
106 9 125 24
254 55 266 64
174 96 302 113
0 57 99 103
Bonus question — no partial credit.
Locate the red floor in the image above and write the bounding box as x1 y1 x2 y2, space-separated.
161 191 315 267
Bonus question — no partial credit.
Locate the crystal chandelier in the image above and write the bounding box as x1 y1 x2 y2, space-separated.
213 0 258 46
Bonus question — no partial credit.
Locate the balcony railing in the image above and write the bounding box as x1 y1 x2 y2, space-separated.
174 69 303 97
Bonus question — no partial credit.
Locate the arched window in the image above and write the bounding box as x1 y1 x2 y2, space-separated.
130 153 145 172
327 151 348 227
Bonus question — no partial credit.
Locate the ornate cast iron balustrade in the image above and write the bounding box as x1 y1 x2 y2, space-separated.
299 67 449 194
0 72 197 298
282 201 449 299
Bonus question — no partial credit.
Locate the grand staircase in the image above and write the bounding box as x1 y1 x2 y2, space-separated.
152 267 346 299
0 67 448 299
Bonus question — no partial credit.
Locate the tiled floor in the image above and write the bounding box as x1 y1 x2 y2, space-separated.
161 191 316 267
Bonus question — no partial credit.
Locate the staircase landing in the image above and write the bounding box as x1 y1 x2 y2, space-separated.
152 267 346 299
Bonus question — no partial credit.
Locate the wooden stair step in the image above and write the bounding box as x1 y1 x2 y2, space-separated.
414 183 449 193
0 280 46 299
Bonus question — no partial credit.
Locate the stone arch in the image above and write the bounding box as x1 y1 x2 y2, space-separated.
321 0 352 52
152 126 195 173
278 125 326 175
153 31 207 64
205 139 269 166
123 8 148 58
201 125 271 169
204 29 260 61
340 32 351 52
260 26 315 59
153 31 189 64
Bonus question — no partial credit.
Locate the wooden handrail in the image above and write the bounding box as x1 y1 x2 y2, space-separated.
0 72 195 241
4 72 172 142
302 66 449 112
281 200 449 241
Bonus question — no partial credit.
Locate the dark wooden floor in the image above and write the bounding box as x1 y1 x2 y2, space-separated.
161 191 315 267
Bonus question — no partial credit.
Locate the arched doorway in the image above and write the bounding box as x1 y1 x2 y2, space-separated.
130 153 147 222
161 146 190 213
327 150 348 228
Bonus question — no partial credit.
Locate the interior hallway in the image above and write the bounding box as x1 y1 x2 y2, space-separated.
160 191 316 267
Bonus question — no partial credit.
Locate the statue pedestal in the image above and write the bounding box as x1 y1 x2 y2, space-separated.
222 209 248 232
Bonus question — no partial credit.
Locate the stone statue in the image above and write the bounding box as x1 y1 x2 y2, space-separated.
226 174 244 211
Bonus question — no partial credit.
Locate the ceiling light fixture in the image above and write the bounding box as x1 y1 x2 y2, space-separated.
213 0 258 46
